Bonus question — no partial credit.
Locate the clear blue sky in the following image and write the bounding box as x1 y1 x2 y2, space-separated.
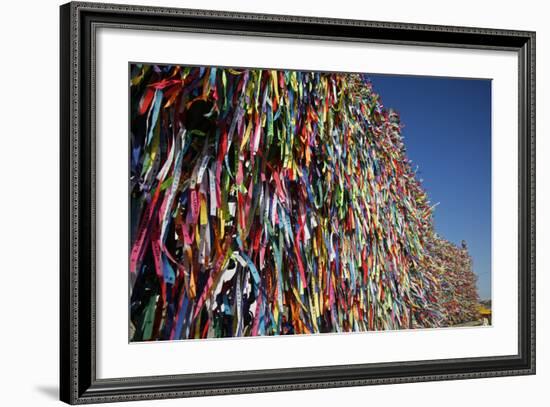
368 74 492 300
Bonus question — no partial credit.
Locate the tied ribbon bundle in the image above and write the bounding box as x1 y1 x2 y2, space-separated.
428 237 480 325
129 64 456 341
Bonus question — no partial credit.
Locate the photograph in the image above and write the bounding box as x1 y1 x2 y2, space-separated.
56 2 536 403
129 63 492 341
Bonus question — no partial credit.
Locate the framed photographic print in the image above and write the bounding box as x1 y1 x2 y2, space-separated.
60 1 536 404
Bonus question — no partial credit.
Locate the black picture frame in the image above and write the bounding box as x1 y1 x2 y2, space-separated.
60 1 536 404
